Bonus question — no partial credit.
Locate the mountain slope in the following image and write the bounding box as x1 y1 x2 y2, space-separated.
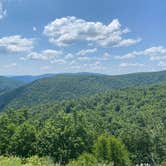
10 74 56 83
0 81 165 164
0 76 24 96
1 70 166 110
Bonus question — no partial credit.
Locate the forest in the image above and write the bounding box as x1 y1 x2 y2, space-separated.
0 75 165 165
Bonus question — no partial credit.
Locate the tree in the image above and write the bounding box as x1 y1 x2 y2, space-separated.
67 153 98 166
9 122 37 157
109 136 131 166
94 134 110 162
94 134 131 166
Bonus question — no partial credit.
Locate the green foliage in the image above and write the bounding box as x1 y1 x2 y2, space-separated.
0 156 22 166
94 134 111 162
9 122 37 157
2 71 166 110
94 134 131 166
0 156 54 166
161 161 166 166
0 80 165 165
67 153 98 166
108 136 131 166
67 153 114 166
36 111 94 164
25 156 54 166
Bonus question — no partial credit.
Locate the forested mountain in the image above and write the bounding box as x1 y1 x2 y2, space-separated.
0 82 165 165
0 76 24 96
0 71 166 165
10 74 56 83
1 70 166 110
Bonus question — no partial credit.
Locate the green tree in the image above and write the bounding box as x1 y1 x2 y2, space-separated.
9 122 37 157
67 153 98 166
94 134 131 166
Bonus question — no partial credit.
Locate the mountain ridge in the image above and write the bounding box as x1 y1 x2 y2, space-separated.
1 70 166 111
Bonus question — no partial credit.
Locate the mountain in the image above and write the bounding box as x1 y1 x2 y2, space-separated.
10 74 56 83
0 76 24 96
1 70 166 110
0 81 165 164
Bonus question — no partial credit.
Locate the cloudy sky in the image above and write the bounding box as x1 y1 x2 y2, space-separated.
0 0 166 75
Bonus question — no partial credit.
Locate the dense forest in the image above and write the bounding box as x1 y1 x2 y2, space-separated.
2 71 166 110
0 73 166 165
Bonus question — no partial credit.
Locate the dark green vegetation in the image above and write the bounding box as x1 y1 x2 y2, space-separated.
0 79 166 165
0 76 24 96
2 70 166 110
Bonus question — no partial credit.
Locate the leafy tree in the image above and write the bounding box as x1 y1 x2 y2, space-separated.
94 134 131 166
9 122 37 157
67 153 98 166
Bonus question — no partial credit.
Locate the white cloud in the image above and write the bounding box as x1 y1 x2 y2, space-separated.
0 35 34 54
143 46 166 56
158 61 166 68
115 46 166 60
70 60 77 65
76 48 97 56
115 38 141 47
101 52 111 60
69 61 105 71
0 1 7 20
65 53 74 59
22 49 63 61
115 52 139 59
50 59 66 64
33 26 37 32
150 55 166 61
44 16 140 47
120 62 144 67
4 62 17 68
77 56 90 61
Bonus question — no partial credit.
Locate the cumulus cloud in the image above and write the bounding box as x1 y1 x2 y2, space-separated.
101 52 111 60
0 1 7 20
120 62 144 67
158 61 166 67
50 59 66 64
65 53 74 59
0 35 34 54
115 46 166 60
77 56 90 61
4 62 17 68
44 16 140 47
76 48 97 56
69 61 105 71
33 26 37 32
22 49 63 61
115 38 141 47
115 52 140 59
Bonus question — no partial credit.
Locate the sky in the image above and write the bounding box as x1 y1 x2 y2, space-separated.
0 0 166 75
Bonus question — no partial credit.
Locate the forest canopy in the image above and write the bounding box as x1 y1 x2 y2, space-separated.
0 82 165 165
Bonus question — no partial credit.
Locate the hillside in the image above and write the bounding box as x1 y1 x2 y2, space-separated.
0 76 24 96
10 74 56 83
1 70 166 110
0 82 165 165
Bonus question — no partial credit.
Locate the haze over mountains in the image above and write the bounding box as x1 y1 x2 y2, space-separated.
0 76 24 96
1 70 166 111
10 74 56 83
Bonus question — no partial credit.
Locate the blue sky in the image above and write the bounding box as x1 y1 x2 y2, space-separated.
0 0 166 75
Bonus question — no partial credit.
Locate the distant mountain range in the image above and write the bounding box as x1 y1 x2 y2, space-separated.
1 70 166 111
9 73 56 83
0 76 24 96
